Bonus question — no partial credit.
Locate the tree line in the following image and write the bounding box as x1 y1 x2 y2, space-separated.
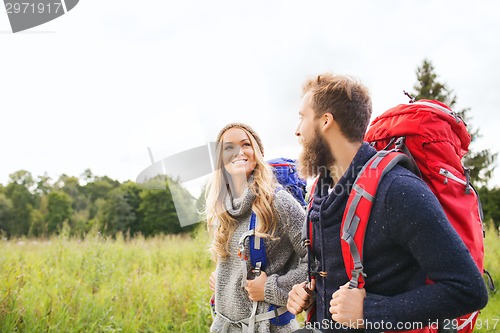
0 169 198 239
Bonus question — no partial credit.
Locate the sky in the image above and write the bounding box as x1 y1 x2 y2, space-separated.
1 0 499 197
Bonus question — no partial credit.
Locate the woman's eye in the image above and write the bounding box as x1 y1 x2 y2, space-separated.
243 143 251 147
224 146 233 150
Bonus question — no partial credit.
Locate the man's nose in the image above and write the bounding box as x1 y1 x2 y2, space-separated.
295 124 301 137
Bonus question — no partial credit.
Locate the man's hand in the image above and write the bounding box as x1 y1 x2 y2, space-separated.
209 271 216 292
287 279 316 315
245 271 267 301
329 282 366 328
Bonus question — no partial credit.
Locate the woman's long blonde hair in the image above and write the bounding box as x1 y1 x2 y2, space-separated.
205 125 279 259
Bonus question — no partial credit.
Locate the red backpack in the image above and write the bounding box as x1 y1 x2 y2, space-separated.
365 99 484 274
305 99 486 333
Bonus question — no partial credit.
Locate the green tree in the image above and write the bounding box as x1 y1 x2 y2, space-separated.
411 59 497 187
118 181 142 235
9 170 35 189
82 175 120 219
5 171 35 237
138 188 180 236
35 173 52 196
0 194 13 235
29 209 47 238
46 191 73 234
137 177 195 236
55 174 88 212
80 168 95 185
478 187 500 229
99 187 136 236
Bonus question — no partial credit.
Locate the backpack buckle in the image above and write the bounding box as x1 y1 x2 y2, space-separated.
253 262 262 277
394 136 405 149
238 245 248 261
350 265 367 287
349 267 367 289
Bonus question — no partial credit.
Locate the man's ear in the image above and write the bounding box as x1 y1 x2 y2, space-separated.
320 113 334 132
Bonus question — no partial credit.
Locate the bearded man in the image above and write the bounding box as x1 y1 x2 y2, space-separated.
286 73 488 333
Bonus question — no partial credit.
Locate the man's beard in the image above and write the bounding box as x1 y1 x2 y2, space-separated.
298 126 335 179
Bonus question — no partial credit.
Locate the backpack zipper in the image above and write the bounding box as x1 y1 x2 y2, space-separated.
439 168 474 195
439 168 466 186
413 101 464 124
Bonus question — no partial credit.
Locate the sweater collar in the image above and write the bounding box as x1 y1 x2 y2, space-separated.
311 142 377 222
224 177 256 218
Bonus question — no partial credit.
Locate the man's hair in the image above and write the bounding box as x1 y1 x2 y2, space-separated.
303 73 372 142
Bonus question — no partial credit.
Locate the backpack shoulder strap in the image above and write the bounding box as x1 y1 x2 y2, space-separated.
249 211 267 275
341 150 410 289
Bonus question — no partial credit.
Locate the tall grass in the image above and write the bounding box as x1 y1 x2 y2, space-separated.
0 225 498 332
476 223 500 333
0 228 215 333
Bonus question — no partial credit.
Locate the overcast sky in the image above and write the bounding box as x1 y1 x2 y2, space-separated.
1 0 499 195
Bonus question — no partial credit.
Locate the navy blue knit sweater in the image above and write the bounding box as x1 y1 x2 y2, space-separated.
308 143 488 333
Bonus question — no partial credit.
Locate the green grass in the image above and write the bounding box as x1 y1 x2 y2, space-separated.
476 224 500 333
0 225 498 332
0 229 215 333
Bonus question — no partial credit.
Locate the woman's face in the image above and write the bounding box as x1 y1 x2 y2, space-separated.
221 127 257 179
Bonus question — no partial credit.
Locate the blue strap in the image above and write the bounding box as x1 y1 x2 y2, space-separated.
269 304 295 326
249 212 267 270
249 213 295 326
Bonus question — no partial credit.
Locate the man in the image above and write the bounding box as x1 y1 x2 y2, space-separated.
286 73 488 332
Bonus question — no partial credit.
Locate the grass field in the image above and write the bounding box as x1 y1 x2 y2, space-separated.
0 225 498 332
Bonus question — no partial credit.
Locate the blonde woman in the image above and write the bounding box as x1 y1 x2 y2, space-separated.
206 123 307 333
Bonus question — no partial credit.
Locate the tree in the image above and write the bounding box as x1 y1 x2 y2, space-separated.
55 174 88 212
46 191 73 234
478 187 500 229
411 59 497 187
29 209 47 238
35 173 52 196
80 168 95 185
9 170 35 189
82 175 120 219
99 187 136 236
137 176 195 236
138 188 180 236
5 171 35 237
118 181 142 235
0 194 13 235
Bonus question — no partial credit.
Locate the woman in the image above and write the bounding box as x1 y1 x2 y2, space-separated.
205 123 307 333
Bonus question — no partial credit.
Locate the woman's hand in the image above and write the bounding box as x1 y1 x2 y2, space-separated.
245 271 267 301
209 271 216 292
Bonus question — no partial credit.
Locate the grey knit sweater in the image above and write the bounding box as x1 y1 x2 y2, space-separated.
210 187 307 333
